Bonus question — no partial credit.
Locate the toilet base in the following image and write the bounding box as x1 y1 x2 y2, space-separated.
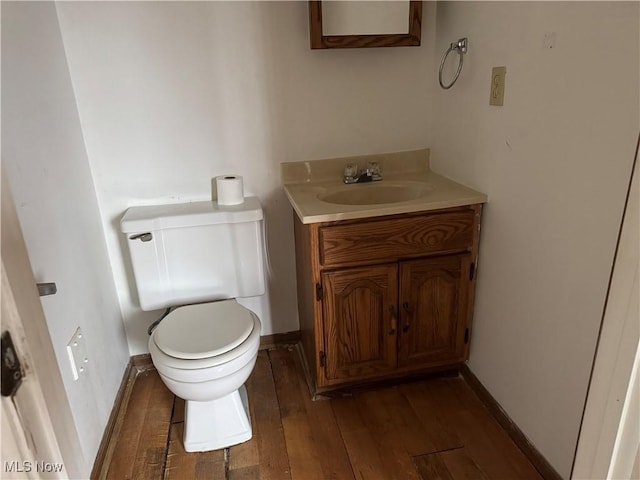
183 385 252 452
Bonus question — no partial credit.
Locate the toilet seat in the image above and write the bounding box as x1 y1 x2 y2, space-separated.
153 300 256 365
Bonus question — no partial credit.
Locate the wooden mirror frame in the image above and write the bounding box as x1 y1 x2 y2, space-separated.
309 1 422 49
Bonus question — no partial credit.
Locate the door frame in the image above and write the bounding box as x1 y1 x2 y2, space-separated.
572 134 640 478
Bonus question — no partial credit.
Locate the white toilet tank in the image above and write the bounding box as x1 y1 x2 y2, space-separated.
120 197 265 311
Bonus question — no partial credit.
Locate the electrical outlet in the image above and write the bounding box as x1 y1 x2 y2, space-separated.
66 327 89 381
490 66 506 106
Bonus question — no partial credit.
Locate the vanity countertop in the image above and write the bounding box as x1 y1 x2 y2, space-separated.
282 148 487 224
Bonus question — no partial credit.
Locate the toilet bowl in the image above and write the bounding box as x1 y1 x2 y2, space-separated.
149 300 261 452
121 197 267 453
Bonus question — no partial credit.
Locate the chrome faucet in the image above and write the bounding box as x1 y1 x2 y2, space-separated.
343 162 382 184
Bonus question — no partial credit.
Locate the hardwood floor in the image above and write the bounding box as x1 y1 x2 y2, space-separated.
100 347 543 480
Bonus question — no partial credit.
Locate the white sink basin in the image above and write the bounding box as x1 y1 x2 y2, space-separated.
318 182 433 206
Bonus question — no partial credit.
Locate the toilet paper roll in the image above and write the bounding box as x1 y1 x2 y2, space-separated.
216 175 245 205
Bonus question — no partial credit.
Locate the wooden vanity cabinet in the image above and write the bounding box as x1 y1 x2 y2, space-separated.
293 204 482 394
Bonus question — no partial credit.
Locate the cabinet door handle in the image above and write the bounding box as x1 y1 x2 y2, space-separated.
402 302 411 332
389 305 397 335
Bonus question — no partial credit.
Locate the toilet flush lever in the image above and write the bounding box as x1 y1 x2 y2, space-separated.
130 233 153 242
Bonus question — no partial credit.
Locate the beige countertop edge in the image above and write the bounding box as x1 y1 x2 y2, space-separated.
284 171 487 224
288 195 488 224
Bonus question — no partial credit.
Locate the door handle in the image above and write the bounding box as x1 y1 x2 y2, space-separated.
389 305 397 335
402 302 411 332
1 331 23 397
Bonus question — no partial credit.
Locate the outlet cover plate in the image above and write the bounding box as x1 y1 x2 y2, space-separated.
66 327 88 381
490 66 506 106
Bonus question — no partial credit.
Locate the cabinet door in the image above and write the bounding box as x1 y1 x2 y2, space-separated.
322 264 398 381
398 255 471 367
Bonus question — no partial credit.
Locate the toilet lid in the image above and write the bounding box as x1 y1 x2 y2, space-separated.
153 300 255 360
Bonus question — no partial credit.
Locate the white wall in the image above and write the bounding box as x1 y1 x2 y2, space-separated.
431 2 639 477
55 1 437 354
1 2 131 473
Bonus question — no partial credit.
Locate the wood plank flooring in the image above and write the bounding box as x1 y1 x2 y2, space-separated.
101 347 544 480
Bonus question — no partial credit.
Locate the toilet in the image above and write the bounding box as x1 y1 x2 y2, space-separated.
120 197 265 452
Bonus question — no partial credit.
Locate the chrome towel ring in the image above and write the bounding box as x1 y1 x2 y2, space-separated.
439 37 468 90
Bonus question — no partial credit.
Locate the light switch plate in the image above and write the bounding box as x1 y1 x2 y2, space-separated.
490 66 506 106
